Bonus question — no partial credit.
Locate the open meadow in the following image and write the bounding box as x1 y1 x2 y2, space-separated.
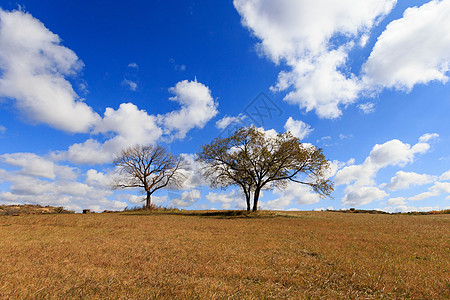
0 211 449 299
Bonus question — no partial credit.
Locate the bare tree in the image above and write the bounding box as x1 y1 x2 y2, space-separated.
113 145 185 209
198 126 333 211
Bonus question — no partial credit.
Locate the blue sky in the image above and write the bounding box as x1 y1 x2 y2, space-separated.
0 0 449 212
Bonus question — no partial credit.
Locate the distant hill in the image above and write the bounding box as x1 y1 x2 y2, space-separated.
0 204 74 216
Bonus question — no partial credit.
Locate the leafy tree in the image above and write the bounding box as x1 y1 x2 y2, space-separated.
198 126 333 211
113 145 185 209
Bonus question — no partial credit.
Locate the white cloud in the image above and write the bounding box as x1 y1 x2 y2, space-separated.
169 189 201 208
175 153 209 190
234 0 397 118
206 190 242 210
273 47 361 119
0 152 55 179
335 136 433 206
234 0 395 62
54 78 217 166
0 167 127 212
433 182 450 194
408 181 450 201
323 159 354 181
342 185 388 206
368 139 429 168
121 79 137 91
0 152 79 181
85 169 114 189
387 197 406 206
0 9 100 132
362 0 450 91
0 9 219 166
55 139 112 165
440 170 450 181
266 183 321 210
359 34 370 47
419 133 439 143
382 171 435 191
386 205 439 213
284 117 313 140
94 103 162 151
123 194 167 206
236 1 450 119
409 191 438 202
0 10 223 211
0 125 5 134
161 79 218 139
358 102 375 114
335 139 429 187
335 163 376 187
127 62 138 69
54 103 163 165
215 114 246 130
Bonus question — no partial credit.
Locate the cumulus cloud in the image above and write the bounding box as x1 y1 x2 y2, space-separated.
234 0 397 118
342 185 388 206
335 136 432 206
0 167 127 212
168 189 201 208
55 139 112 165
369 139 429 168
264 183 321 210
284 117 313 140
206 190 243 210
362 0 450 91
0 152 79 180
0 9 100 132
161 79 218 139
85 169 115 189
440 170 450 181
387 197 406 206
175 153 209 190
0 153 55 179
236 1 450 118
216 114 246 130
382 171 435 191
336 139 429 187
409 181 450 201
419 133 439 143
0 10 221 210
273 47 361 118
0 9 218 167
94 103 162 151
55 80 217 165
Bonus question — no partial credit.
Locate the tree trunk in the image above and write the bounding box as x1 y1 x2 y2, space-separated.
146 191 151 209
252 188 260 212
246 194 251 211
241 185 251 211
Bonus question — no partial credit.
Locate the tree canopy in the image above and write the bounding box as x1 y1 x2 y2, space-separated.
198 126 333 211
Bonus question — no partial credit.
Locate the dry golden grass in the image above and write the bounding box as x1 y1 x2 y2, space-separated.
0 211 448 299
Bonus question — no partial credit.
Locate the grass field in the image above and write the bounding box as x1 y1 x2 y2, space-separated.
0 210 448 299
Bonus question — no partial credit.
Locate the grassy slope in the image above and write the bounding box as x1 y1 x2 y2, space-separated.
0 211 448 299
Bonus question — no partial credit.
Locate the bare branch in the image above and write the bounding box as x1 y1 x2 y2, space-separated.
112 145 186 209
